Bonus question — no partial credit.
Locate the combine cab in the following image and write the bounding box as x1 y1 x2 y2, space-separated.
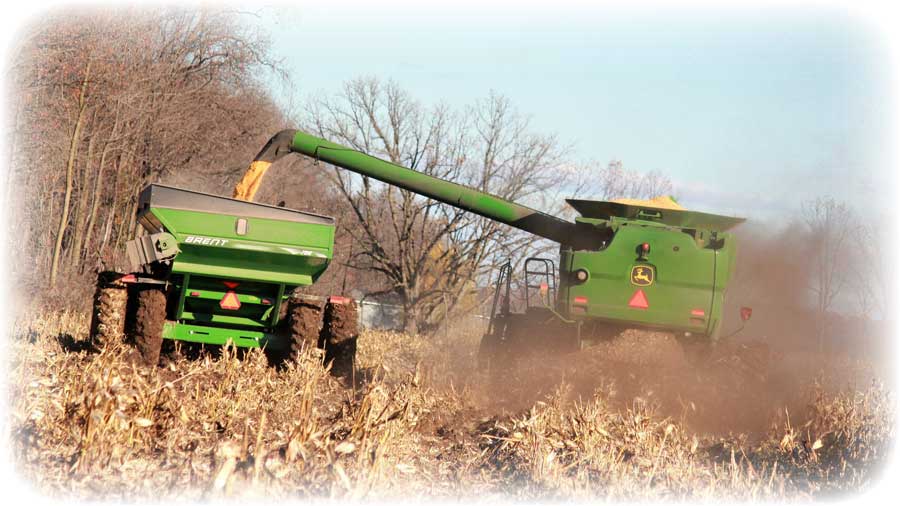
90 185 357 377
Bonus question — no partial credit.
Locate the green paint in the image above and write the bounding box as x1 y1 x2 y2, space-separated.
133 128 743 350
136 184 334 349
282 130 743 341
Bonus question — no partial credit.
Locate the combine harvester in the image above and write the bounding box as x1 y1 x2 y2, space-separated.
91 129 751 375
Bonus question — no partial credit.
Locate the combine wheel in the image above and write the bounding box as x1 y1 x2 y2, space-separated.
90 271 128 347
477 332 502 371
129 286 167 366
322 297 358 381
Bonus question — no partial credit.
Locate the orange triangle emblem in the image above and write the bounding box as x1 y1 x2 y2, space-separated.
220 291 242 310
628 289 649 309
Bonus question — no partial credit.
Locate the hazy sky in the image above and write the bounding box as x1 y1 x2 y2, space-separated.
250 3 893 222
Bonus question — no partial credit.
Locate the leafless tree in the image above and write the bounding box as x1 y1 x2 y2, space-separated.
585 159 675 201
305 78 569 333
8 7 286 303
801 196 855 351
848 220 891 321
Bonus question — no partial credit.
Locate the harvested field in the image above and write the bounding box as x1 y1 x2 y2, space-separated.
6 310 895 501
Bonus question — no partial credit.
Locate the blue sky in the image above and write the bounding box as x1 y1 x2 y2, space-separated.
250 2 894 222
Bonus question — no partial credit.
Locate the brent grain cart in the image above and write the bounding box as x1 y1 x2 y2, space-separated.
90 185 357 376
230 130 751 365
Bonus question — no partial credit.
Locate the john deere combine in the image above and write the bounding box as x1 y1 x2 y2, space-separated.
92 128 747 374
232 131 748 361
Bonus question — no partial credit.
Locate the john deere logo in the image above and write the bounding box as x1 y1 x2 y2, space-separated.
630 265 655 286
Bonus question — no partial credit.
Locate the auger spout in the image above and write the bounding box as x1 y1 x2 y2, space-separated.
234 129 590 247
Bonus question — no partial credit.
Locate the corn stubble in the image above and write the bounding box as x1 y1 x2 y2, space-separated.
7 311 894 501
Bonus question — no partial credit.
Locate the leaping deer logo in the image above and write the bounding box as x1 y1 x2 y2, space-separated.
631 266 654 286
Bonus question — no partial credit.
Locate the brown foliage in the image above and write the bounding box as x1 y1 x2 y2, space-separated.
7 7 287 303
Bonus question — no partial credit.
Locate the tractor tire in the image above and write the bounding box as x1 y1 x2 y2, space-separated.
288 296 325 361
322 298 358 381
129 287 167 366
90 272 128 347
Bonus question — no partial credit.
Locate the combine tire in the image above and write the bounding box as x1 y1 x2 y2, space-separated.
322 297 358 381
477 332 501 371
90 272 128 347
129 287 167 366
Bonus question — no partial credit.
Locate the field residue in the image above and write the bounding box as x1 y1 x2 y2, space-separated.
6 311 895 501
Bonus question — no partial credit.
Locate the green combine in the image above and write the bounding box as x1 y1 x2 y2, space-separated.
92 128 748 373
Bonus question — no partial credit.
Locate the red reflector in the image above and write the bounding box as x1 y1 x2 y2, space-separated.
120 274 137 283
190 291 200 297
329 296 351 305
223 281 240 289
740 306 753 321
573 296 588 305
642 242 650 253
690 309 705 317
628 290 649 309
220 291 241 310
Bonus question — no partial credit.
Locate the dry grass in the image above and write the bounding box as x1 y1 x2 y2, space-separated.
6 309 895 501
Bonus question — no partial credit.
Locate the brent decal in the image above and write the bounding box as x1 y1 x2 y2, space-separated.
184 235 229 247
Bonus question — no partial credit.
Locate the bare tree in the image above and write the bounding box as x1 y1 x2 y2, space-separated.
305 78 569 333
590 160 675 201
801 196 855 351
849 220 891 321
9 7 286 302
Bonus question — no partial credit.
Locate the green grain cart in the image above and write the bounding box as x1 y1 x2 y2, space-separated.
90 184 356 375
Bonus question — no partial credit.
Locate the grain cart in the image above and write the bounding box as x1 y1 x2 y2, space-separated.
90 185 357 376
230 130 749 366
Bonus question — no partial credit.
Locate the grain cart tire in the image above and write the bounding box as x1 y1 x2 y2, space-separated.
322 297 358 381
288 296 325 361
130 287 167 366
90 271 128 347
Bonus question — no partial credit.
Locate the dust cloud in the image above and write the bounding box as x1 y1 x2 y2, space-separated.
446 222 893 438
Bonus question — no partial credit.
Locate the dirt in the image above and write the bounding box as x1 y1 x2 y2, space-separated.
322 299 358 380
288 296 325 357
129 287 167 365
466 327 883 439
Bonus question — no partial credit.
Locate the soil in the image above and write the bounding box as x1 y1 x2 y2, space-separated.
289 296 325 358
322 300 358 380
129 287 167 365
